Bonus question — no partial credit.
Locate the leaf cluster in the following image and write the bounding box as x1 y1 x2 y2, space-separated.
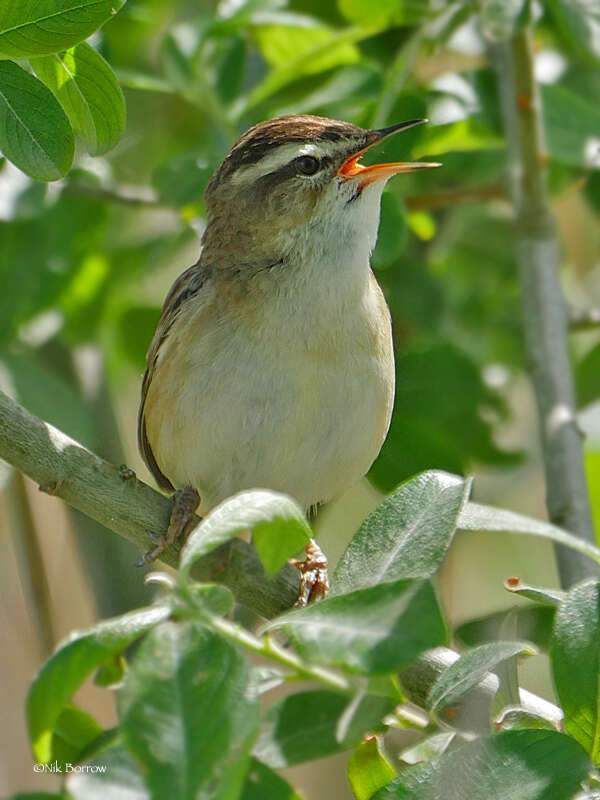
1 0 600 505
19 472 600 799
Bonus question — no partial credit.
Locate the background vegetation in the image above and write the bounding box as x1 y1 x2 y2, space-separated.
1 0 600 797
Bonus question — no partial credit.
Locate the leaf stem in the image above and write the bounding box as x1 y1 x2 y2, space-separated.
208 614 351 693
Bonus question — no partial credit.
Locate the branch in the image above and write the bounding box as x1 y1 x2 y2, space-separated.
63 182 164 208
404 184 505 211
0 389 299 619
492 31 598 588
0 389 563 726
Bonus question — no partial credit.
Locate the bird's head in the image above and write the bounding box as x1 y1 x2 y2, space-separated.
202 114 439 270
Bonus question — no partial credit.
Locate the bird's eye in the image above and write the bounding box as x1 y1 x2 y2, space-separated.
296 155 320 175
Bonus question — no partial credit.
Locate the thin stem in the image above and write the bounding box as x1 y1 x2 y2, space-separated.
405 184 505 211
492 30 598 587
210 615 351 692
63 183 164 208
6 471 56 657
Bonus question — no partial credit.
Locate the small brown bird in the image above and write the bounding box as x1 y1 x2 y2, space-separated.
138 114 438 588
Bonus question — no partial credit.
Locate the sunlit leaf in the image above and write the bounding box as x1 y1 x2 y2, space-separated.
399 731 454 765
348 737 396 800
0 60 74 180
427 641 536 713
265 579 446 675
27 605 171 762
338 0 434 26
494 706 561 732
0 0 127 59
179 489 311 582
413 118 504 159
31 43 125 156
334 471 471 595
459 501 600 565
373 730 589 799
245 25 379 109
551 580 600 763
49 705 103 767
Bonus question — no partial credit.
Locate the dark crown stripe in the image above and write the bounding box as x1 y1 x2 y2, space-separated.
220 114 365 175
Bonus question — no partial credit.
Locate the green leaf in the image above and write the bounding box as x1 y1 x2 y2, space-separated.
333 471 471 596
31 42 125 156
458 501 600 565
338 0 433 25
0 0 127 59
66 745 148 799
254 24 359 70
492 610 522 712
399 732 455 765
503 578 566 607
545 0 600 62
118 621 259 799
542 84 600 167
184 582 235 616
427 641 536 713
577 342 600 408
348 737 397 800
240 758 301 800
179 489 311 583
49 705 103 767
245 25 379 110
372 730 590 799
27 604 171 762
265 579 446 675
0 60 74 180
93 654 127 688
494 706 561 732
586 450 600 539
413 118 504 159
253 689 394 768
455 606 555 650
551 580 600 763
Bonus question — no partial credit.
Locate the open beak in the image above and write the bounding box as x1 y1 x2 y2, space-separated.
337 119 441 187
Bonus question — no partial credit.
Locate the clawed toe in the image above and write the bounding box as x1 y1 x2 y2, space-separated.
135 486 200 567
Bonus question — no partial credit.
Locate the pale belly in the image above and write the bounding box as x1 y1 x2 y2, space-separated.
145 276 395 513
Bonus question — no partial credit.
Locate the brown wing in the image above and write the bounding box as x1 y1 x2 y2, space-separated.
137 260 208 492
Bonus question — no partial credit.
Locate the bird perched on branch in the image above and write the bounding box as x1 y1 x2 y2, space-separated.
137 114 439 600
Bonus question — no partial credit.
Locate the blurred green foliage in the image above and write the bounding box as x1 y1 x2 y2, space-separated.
0 0 599 501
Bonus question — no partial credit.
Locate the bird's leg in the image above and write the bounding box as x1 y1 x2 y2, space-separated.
135 486 200 567
290 538 330 607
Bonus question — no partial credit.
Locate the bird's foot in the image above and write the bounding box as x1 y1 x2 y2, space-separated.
290 538 330 607
135 486 200 567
